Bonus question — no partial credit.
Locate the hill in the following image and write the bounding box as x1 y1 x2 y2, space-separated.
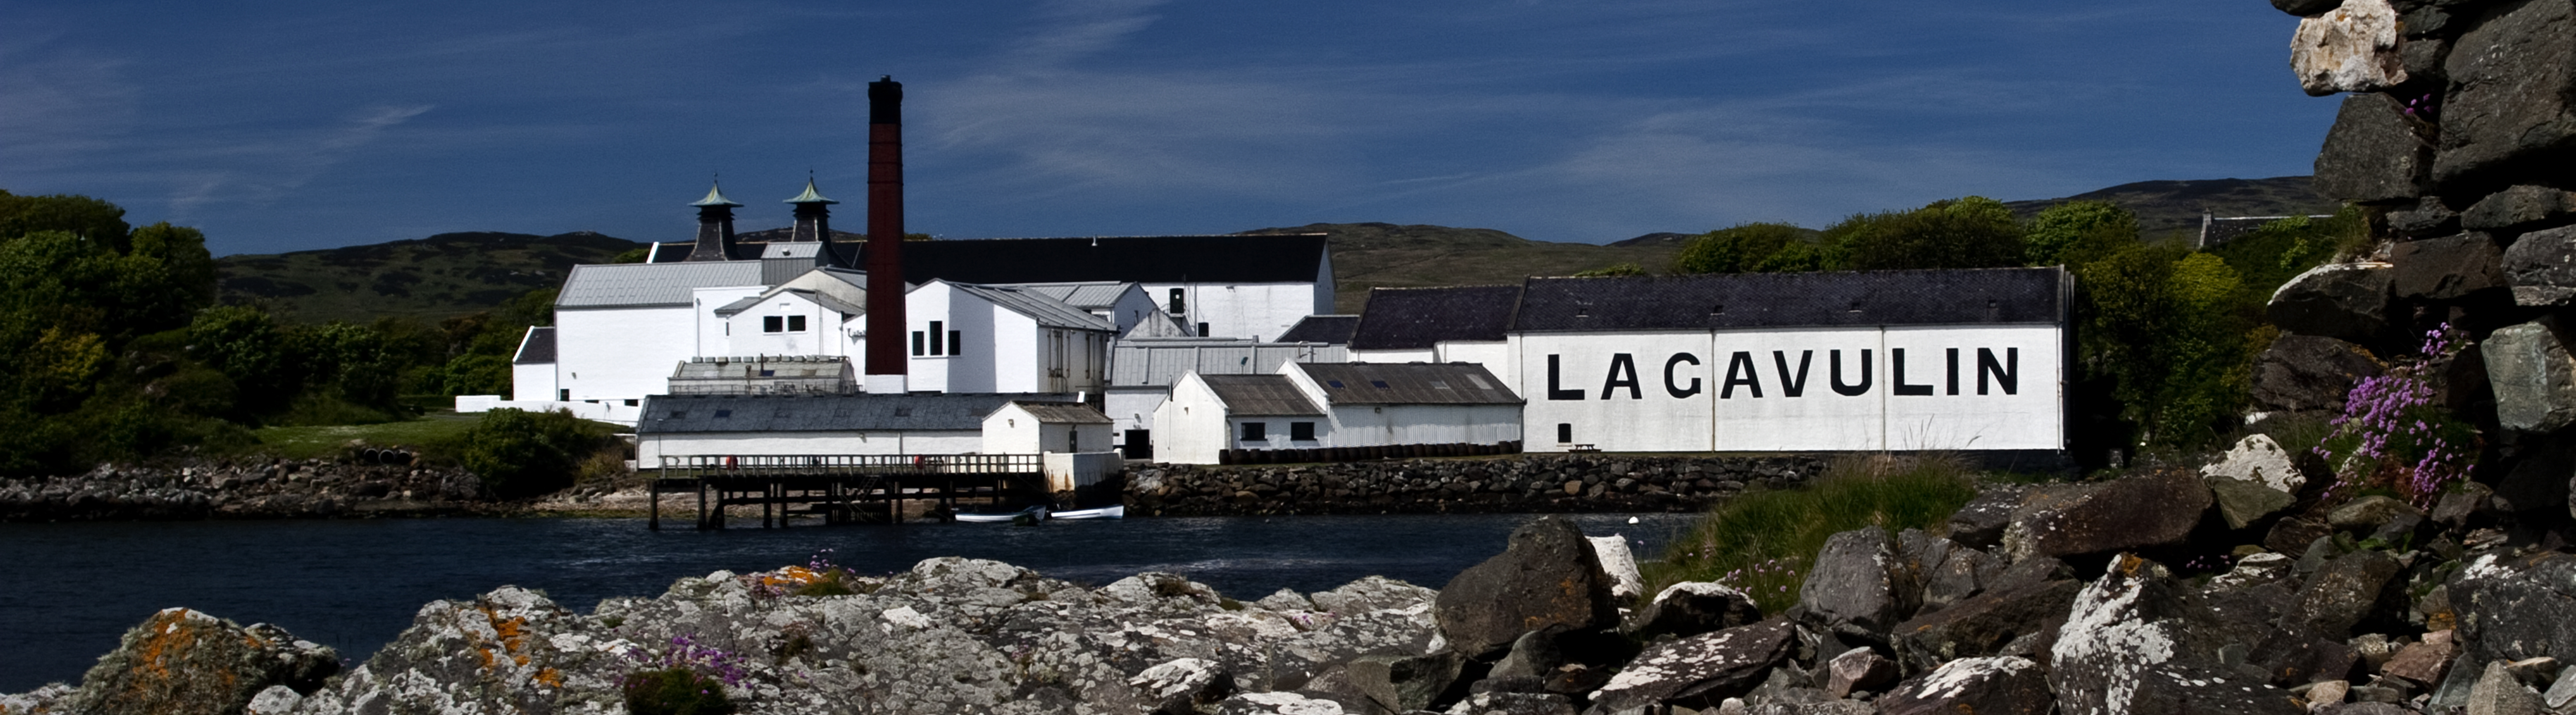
2003 176 2338 237
1236 222 1685 313
217 231 645 323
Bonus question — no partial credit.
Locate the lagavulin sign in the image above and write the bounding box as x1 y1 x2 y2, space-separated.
1505 268 2070 453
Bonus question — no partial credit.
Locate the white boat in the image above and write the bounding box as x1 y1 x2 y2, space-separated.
953 506 1046 523
1050 505 1125 520
950 504 1125 522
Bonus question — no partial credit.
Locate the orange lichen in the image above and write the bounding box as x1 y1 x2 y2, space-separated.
534 668 564 688
760 565 826 589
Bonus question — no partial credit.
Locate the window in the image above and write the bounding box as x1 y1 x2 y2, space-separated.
1371 380 1390 389
1240 422 1266 442
948 330 962 356
1197 322 1210 337
912 331 925 356
1168 288 1186 315
1557 423 1573 443
1290 422 1315 441
1067 430 1079 452
714 409 733 418
787 315 807 332
928 321 945 355
623 399 638 406
1326 380 1345 388
763 316 784 333
558 389 570 401
758 370 775 377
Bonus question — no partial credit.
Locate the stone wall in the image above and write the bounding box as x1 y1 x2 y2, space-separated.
0 459 487 521
1122 454 1832 516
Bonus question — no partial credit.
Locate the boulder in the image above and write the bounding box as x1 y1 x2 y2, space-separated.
2491 444 2572 513
1489 627 1569 681
58 608 340 715
2290 549 2404 638
2387 196 2462 238
1217 691 1350 715
1799 528 1921 634
2432 0 2576 188
2390 232 2508 300
1583 619 1795 714
2208 477 2299 531
2050 554 2305 715
2432 481 2493 525
2001 470 2213 563
2269 263 2396 343
2504 225 2576 306
2463 185 2576 233
1920 543 2007 615
1585 535 1644 602
2451 552 2576 666
2482 320 2576 432
2381 630 2457 687
1132 658 1238 715
1890 560 2081 674
1876 656 2051 715
2327 495 2421 530
1622 582 1763 641
1436 517 1620 659
1945 484 2029 550
2202 434 2310 494
2252 335 2388 413
2313 92 2429 205
2291 0 2409 96
1347 651 1465 714
1442 692 1577 715
1822 647 1897 699
2210 552 2298 591
2467 660 2547 715
2266 516 2336 554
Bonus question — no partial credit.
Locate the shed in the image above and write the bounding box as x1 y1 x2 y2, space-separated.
634 392 1075 464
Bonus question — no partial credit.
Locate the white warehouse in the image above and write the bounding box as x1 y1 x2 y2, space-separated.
1152 361 1522 465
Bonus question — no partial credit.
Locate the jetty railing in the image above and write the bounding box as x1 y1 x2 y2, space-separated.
648 453 1047 531
659 453 1044 479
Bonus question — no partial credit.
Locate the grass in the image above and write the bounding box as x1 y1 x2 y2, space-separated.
249 411 484 460
1639 453 1982 614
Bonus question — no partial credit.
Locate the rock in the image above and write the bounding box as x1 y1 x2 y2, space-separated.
2001 470 2213 563
2049 554 2305 715
2210 552 2298 591
2308 679 2351 706
1875 656 2052 715
1348 651 1464 714
2291 0 2409 96
2451 552 2576 666
2314 93 2429 207
2464 185 2576 233
2491 445 2571 513
2388 196 2462 238
1799 528 1920 634
2327 495 2420 530
2432 0 2576 188
1133 658 1238 715
2203 434 2310 494
1945 485 2029 550
2391 232 2508 300
1490 627 1569 681
243 685 301 715
1218 691 1350 715
2468 660 2546 715
2482 320 2576 432
2322 703 2409 714
1920 543 2006 614
2273 0 2343 16
1444 692 1577 715
2266 517 2336 555
1586 535 1644 602
1622 582 1764 641
2269 263 2396 343
1585 619 1795 714
2504 226 2576 306
1890 561 2081 674
61 608 339 715
2209 477 2300 531
1436 517 1619 659
2546 665 2576 710
2433 481 2493 525
2248 631 2361 687
2506 656 2559 686
1822 647 1897 699
2291 549 2403 638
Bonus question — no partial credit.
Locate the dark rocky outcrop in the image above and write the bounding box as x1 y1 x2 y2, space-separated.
2313 93 2430 203
2389 232 2507 300
1876 656 2052 715
1126 454 1832 517
1799 529 1922 636
2430 0 2576 188
2269 263 2396 344
44 608 340 715
2001 469 2213 562
2503 225 2576 307
1434 516 1619 659
2251 334 2388 412
1583 619 1794 714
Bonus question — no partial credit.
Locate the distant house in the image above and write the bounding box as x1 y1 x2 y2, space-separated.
1104 338 1347 457
1151 362 1522 465
1346 286 1522 377
904 280 1115 395
1275 315 1360 345
547 261 768 414
511 327 558 402
853 234 1333 342
633 392 1075 463
981 401 1114 455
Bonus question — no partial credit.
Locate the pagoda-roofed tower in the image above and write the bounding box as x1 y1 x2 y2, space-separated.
684 181 744 262
784 178 845 267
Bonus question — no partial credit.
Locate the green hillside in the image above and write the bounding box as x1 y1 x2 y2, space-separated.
216 231 645 323
2003 176 2337 237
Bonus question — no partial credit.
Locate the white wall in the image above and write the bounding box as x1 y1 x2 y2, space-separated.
1512 325 2064 453
554 304 703 402
1324 404 1521 447
1151 373 1234 465
1102 285 1158 334
1105 388 1164 436
720 292 849 358
1143 282 1320 342
690 286 766 358
1438 341 1513 382
512 362 558 402
637 430 983 464
1350 348 1436 364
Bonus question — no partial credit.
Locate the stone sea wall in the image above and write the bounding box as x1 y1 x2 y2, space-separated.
1122 454 1833 517
0 459 487 522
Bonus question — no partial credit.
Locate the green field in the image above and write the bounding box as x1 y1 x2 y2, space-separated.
250 412 486 460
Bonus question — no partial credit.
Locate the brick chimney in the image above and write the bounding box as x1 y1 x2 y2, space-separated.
863 76 909 393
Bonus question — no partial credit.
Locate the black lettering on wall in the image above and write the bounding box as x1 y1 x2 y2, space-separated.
1546 355 1585 400
1978 347 2019 395
1892 348 1934 396
1830 349 1872 396
1664 353 1702 399
1721 351 1763 399
1602 353 1641 400
1774 350 1812 397
1946 347 1960 396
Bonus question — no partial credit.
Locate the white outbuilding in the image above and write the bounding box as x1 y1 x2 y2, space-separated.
632 392 1076 464
1150 361 1522 465
981 401 1116 455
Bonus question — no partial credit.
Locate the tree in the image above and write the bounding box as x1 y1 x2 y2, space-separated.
458 408 610 498
1828 196 2025 271
131 222 219 310
1672 223 1809 275
2025 201 2138 267
0 190 131 251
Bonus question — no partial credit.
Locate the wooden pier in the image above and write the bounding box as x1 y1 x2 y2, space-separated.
647 454 1048 530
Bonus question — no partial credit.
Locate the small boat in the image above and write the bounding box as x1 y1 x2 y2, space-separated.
954 505 1047 523
1050 505 1125 520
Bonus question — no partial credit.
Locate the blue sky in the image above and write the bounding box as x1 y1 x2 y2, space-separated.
2 0 2329 256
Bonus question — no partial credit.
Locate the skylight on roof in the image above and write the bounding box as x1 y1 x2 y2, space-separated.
1327 380 1345 388
1371 380 1391 389
714 409 733 418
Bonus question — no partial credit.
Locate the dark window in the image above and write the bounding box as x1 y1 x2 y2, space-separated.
714 409 733 418
669 411 687 418
929 321 945 355
1327 380 1345 388
1290 422 1315 441
763 316 784 333
758 369 775 377
624 399 638 406
1067 430 1079 452
912 331 925 356
558 389 570 401
1557 423 1573 443
787 315 807 332
1370 380 1390 389
948 330 962 356
1168 288 1186 315
1197 322 1210 337
1240 422 1266 442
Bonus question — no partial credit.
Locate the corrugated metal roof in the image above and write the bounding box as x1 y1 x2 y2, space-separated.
1276 315 1360 344
949 283 1114 331
1199 374 1325 416
635 392 1076 434
512 327 556 365
1513 267 2069 332
713 288 866 318
1111 339 1347 387
558 262 767 308
856 234 1329 284
1296 362 1522 405
1009 282 1138 310
1122 311 1195 338
1006 401 1114 424
1350 286 1522 350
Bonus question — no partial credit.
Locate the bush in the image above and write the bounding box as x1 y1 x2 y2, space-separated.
622 668 736 715
1640 454 1979 613
1672 223 1812 275
457 408 613 499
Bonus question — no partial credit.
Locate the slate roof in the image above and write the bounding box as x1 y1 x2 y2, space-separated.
1295 363 1522 406
947 283 1115 331
512 327 556 365
1010 282 1139 311
557 262 767 308
1198 374 1325 416
635 393 1077 434
1512 267 2070 333
853 234 1329 285
1110 339 1347 388
1005 401 1114 424
1349 286 1522 350
712 287 867 318
1275 315 1360 344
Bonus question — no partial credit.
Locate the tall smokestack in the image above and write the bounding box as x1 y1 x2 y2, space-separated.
864 76 909 393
